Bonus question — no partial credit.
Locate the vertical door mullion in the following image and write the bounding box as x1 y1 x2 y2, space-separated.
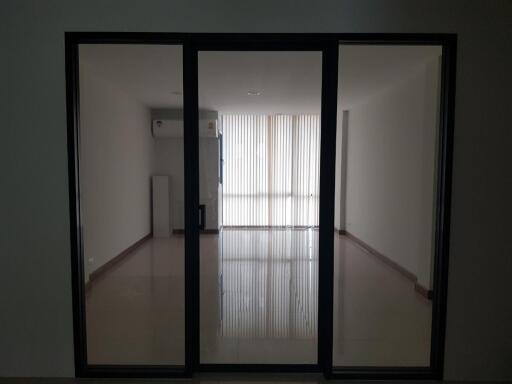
318 40 339 379
183 38 200 375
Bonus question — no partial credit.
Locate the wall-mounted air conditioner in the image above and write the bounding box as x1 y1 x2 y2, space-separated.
152 119 218 138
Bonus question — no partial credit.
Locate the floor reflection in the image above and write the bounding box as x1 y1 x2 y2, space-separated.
200 229 318 364
86 237 185 365
220 229 318 339
85 229 430 366
332 233 431 366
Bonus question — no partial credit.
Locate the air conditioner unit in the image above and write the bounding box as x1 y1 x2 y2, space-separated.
152 119 218 138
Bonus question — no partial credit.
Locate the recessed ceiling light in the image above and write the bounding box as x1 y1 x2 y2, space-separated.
247 90 261 96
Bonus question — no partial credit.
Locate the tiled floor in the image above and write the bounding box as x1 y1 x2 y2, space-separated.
332 233 431 367
200 229 319 364
85 229 431 366
86 236 186 365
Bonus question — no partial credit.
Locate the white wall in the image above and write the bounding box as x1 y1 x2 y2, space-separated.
1 0 511 380
79 59 154 281
199 138 220 230
345 57 440 290
334 110 349 232
152 109 220 231
153 137 219 230
153 138 185 229
334 112 342 230
418 57 442 289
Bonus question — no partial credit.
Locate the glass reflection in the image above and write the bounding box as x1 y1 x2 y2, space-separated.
201 229 318 364
198 51 323 364
332 45 441 367
80 44 185 365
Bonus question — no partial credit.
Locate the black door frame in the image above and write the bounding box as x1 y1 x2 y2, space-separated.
190 36 338 375
65 32 456 380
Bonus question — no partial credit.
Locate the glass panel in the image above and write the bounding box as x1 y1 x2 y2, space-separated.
79 44 185 365
333 45 442 367
198 51 322 364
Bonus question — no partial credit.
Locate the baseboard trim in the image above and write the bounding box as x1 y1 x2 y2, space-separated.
342 231 437 302
343 231 432 301
344 231 417 283
335 228 346 235
172 229 220 234
414 282 433 300
88 233 152 284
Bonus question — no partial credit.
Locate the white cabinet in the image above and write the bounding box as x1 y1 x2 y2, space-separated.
152 175 172 237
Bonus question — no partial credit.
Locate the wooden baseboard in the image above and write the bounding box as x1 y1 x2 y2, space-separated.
88 233 152 284
343 231 432 300
335 228 346 235
344 231 417 283
172 229 220 235
414 282 433 300
344 233 434 302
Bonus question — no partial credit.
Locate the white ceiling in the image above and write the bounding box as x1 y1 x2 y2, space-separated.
198 51 322 114
79 44 441 114
79 44 184 109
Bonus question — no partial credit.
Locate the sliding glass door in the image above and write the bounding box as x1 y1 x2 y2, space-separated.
332 44 443 372
75 43 187 371
196 50 323 365
67 33 454 379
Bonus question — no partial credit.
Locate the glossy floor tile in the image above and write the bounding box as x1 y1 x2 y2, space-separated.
85 237 185 365
85 229 430 366
332 234 431 366
200 229 318 364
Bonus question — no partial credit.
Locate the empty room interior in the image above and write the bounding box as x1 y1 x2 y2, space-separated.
78 43 442 368
5 0 512 381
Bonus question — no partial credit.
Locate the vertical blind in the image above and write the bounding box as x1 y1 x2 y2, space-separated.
222 114 321 227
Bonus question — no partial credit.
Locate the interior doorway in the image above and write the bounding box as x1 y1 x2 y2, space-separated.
197 50 323 366
66 32 456 380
